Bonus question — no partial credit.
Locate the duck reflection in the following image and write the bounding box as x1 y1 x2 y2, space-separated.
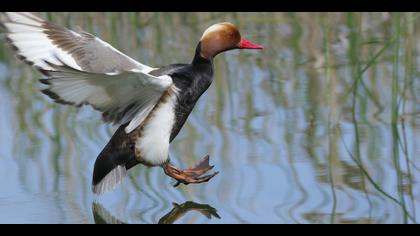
92 201 220 224
92 202 125 224
158 201 220 224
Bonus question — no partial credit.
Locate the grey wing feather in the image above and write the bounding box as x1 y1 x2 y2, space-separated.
1 12 173 133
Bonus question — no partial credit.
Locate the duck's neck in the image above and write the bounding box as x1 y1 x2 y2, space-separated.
192 42 213 66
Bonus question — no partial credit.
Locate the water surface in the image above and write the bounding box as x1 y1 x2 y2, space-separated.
0 12 419 224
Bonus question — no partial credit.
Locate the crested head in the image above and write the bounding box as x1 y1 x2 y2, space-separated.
198 22 263 60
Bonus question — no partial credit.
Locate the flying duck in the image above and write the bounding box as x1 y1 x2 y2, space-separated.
1 12 263 195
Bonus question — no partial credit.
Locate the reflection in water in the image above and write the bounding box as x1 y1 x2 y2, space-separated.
158 201 220 224
1 12 420 223
92 201 220 224
93 202 125 224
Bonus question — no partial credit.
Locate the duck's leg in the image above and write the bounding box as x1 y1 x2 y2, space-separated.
162 155 219 187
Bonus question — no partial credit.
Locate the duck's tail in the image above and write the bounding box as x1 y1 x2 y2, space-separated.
92 160 127 195
92 149 140 195
92 127 140 195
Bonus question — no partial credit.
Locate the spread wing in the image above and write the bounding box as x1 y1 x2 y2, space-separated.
1 12 153 73
1 12 171 133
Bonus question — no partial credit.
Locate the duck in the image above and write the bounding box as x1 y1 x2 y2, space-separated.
1 12 263 195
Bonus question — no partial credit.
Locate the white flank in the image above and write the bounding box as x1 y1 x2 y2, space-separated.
135 89 178 166
92 165 127 195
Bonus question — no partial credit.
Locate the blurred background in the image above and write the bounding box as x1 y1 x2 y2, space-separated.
0 12 419 223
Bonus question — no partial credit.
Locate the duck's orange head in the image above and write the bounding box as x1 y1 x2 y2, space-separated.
199 22 263 60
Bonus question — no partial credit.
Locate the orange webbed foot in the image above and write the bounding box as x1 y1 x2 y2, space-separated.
163 155 219 187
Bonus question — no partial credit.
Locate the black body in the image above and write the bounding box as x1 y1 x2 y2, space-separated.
92 47 214 186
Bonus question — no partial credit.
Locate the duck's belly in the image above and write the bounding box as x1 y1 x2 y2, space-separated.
134 93 177 166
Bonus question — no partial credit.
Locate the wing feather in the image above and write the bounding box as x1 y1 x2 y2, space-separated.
39 59 173 132
1 12 153 73
1 12 174 133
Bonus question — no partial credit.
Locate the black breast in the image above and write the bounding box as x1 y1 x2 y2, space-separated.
149 57 214 142
168 57 214 142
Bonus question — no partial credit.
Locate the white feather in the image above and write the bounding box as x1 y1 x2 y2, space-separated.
92 165 127 195
3 22 44 32
5 12 43 26
124 75 174 133
95 37 152 73
3 12 173 132
41 64 173 131
135 89 178 165
4 14 82 70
